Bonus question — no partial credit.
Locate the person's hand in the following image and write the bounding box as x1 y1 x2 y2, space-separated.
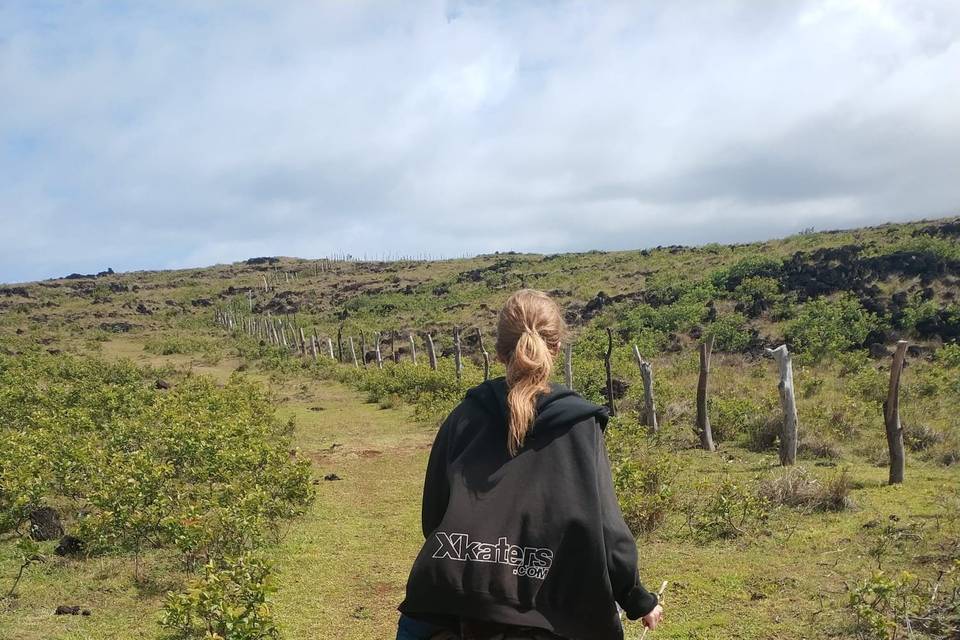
641 604 664 630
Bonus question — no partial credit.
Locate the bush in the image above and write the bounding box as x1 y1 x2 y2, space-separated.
0 351 314 567
936 342 960 368
684 477 772 541
606 427 678 536
742 411 783 452
708 312 753 352
160 553 280 640
709 396 775 443
786 295 884 362
847 565 960 640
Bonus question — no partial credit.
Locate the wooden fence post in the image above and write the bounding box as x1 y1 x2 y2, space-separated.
765 345 798 466
409 333 417 364
349 336 359 368
311 334 318 361
884 340 908 485
426 333 438 371
375 333 383 369
605 328 616 417
391 331 399 364
299 328 307 356
360 330 368 368
337 325 344 363
476 328 490 381
632 344 658 433
564 343 574 390
326 337 334 360
453 327 463 384
697 334 716 452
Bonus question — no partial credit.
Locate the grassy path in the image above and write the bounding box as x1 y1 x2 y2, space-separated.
271 383 434 639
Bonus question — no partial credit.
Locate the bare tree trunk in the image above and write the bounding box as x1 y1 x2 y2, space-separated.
476 328 490 381
765 345 798 466
375 332 383 369
632 344 658 433
409 333 418 364
605 328 616 417
453 326 463 384
349 336 359 368
564 343 573 390
426 333 437 371
697 334 716 451
884 340 908 485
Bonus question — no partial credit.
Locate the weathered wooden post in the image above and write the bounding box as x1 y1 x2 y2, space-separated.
311 334 318 361
476 328 490 381
454 326 463 384
326 337 334 360
409 333 417 364
564 343 574 390
299 327 307 356
884 340 908 485
765 345 798 465
349 336 359 368
632 344 658 433
375 332 384 369
697 334 716 452
426 333 438 371
359 330 368 368
605 328 616 417
337 325 344 363
262 275 269 292
391 331 399 364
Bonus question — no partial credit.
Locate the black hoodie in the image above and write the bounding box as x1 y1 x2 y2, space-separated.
398 377 658 640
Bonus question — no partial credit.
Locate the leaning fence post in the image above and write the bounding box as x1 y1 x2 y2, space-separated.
632 344 658 433
311 334 318 361
426 333 438 371
476 328 490 381
564 343 574 390
697 334 716 452
326 337 334 360
409 333 417 364
349 336 359 368
604 328 616 417
375 332 384 369
453 326 463 384
884 340 908 484
360 330 368 368
337 325 344 363
765 344 798 465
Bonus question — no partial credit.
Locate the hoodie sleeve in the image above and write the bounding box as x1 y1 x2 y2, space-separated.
596 426 658 619
421 409 455 539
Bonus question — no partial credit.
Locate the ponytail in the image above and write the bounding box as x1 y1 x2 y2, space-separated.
496 290 566 456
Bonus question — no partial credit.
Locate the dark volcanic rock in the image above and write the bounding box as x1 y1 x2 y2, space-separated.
29 506 64 541
55 535 85 556
99 322 134 333
155 379 171 390
868 343 891 359
246 256 280 265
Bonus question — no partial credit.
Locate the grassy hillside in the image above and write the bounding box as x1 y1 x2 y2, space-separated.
1 216 959 639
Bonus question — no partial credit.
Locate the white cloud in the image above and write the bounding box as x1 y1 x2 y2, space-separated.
0 0 958 282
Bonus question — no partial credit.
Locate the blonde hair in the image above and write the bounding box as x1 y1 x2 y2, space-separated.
495 289 566 455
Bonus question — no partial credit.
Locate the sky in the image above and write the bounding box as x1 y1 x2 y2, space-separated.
1 0 958 283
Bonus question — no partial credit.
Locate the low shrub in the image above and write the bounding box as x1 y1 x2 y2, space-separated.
606 427 678 536
160 553 280 640
684 477 772 541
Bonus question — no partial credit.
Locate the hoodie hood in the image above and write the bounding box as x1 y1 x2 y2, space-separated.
465 376 610 433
